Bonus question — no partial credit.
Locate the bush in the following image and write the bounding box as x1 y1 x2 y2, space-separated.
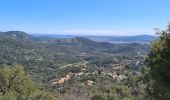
91 94 105 100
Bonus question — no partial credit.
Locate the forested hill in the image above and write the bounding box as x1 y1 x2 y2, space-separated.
0 31 32 39
0 30 148 80
0 31 150 99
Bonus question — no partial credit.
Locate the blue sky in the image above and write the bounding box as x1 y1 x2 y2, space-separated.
0 0 170 36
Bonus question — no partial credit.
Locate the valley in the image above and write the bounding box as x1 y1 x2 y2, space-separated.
0 31 150 99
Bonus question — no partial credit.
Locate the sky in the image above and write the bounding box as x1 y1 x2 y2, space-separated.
0 0 170 36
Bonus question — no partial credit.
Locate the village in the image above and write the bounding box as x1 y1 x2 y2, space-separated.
50 53 143 87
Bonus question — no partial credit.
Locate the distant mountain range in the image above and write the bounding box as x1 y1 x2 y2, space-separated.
0 31 149 55
0 31 156 43
84 35 157 43
32 34 156 43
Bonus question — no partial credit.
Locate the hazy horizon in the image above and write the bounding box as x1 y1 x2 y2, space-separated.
30 32 156 37
0 30 156 37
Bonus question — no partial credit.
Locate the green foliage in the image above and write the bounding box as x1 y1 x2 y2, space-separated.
0 65 57 100
87 83 134 100
91 94 105 100
144 23 170 99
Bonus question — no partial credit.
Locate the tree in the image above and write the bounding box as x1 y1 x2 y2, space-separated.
0 65 37 99
144 23 170 99
0 65 57 100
